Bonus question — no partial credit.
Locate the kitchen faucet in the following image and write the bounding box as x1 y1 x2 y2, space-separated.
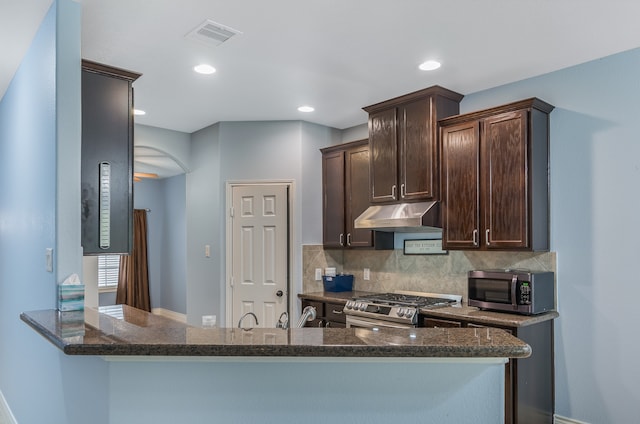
237 312 259 329
295 306 317 328
276 312 289 329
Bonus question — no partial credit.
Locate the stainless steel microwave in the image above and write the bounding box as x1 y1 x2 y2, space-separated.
467 270 555 315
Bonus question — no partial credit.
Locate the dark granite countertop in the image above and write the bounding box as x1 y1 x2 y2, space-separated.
21 306 531 359
299 291 558 328
419 305 559 328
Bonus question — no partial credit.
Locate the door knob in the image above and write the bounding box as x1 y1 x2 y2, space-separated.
276 290 284 297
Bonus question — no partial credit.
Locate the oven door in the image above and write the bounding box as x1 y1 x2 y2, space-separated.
345 315 415 329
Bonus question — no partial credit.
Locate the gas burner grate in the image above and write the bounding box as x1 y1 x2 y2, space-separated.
354 293 457 308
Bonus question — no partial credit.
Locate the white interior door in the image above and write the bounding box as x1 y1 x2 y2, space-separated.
230 184 289 329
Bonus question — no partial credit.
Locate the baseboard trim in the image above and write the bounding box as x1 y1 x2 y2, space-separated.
0 390 18 424
152 308 187 323
555 414 590 424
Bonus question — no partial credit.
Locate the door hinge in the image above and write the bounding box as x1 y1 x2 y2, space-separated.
230 276 234 287
229 206 235 218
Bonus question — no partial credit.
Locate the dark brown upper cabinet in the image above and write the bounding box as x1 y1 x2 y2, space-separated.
321 140 392 249
81 60 140 255
440 98 554 251
363 86 463 204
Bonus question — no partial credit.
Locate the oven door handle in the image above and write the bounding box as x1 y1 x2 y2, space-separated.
346 315 413 329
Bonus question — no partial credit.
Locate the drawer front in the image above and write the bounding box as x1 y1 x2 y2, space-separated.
423 318 462 328
325 302 346 324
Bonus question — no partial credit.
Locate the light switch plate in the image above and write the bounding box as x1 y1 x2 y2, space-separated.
363 268 370 280
45 248 53 273
315 268 322 281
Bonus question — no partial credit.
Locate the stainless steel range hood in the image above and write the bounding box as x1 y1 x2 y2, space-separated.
353 201 442 233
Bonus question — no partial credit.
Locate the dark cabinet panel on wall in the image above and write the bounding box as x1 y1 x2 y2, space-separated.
81 60 140 254
364 86 463 204
321 140 392 249
440 98 554 251
421 314 555 424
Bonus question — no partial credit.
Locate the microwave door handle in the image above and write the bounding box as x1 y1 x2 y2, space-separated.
511 275 518 309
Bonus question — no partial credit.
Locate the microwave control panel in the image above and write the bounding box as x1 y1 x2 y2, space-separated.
518 282 531 304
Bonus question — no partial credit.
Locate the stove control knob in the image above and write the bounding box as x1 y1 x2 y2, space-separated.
359 303 367 311
397 308 405 317
346 301 354 309
405 310 414 319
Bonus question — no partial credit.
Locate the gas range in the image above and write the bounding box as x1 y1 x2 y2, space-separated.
343 291 461 326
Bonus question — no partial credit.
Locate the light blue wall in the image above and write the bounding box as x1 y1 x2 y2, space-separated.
340 122 368 143
159 174 187 313
108 360 504 424
0 2 109 423
186 123 222 325
131 175 187 314
461 48 640 424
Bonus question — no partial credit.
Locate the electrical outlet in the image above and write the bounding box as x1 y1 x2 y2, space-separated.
202 315 216 327
363 268 370 280
315 268 322 281
205 244 211 258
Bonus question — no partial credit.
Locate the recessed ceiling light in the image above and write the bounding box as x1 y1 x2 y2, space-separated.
133 109 146 116
419 60 441 71
298 106 315 113
194 64 216 75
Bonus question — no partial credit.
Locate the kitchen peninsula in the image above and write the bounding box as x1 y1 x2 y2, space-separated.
21 305 530 359
21 304 528 423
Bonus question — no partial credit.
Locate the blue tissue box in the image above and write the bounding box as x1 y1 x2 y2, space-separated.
322 274 353 292
58 284 85 311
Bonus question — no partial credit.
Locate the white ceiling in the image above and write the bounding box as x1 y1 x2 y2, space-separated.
3 0 640 175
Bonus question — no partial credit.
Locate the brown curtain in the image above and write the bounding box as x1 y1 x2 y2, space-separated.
116 209 151 311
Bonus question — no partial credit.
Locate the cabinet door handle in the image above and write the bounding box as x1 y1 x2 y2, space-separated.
486 229 490 246
400 183 405 198
391 184 397 200
346 233 352 246
331 309 343 314
472 229 478 246
339 233 344 246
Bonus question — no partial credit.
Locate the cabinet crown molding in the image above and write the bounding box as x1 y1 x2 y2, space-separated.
81 59 141 82
363 85 464 113
439 97 554 127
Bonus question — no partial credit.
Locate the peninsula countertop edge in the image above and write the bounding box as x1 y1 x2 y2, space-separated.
20 305 531 359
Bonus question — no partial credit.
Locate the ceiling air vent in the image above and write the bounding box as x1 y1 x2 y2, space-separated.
186 19 242 46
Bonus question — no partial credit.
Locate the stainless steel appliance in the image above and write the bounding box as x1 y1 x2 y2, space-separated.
343 291 461 328
468 269 555 315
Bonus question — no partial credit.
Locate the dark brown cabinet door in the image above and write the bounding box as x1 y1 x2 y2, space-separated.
321 140 374 249
440 98 552 251
441 121 481 249
482 111 528 249
368 108 398 203
399 98 436 200
322 150 346 248
345 145 373 247
365 86 463 205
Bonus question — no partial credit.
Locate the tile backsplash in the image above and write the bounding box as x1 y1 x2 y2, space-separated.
302 245 556 301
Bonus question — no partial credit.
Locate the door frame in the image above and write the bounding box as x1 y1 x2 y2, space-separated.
224 180 295 327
